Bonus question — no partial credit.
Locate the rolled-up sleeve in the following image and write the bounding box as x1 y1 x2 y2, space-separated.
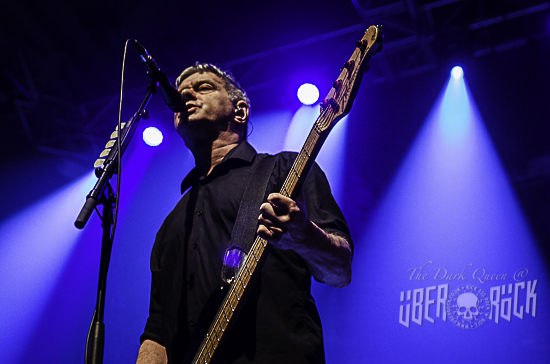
304 162 353 254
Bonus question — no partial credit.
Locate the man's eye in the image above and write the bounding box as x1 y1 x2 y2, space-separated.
198 84 214 92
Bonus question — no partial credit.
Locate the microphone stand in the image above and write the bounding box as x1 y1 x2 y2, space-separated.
76 78 158 364
86 183 115 364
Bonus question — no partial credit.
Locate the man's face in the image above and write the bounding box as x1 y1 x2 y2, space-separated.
174 71 234 136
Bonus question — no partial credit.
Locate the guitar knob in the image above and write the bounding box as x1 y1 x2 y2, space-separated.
332 80 342 91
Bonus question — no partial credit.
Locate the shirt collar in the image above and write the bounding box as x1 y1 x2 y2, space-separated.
180 141 257 194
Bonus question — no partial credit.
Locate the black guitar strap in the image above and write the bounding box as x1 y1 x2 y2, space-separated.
221 154 277 284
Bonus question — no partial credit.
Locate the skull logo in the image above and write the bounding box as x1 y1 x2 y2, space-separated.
457 292 480 321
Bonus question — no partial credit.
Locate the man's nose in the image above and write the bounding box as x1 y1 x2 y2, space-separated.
179 88 196 101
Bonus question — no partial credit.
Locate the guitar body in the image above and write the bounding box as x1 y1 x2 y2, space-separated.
186 25 383 364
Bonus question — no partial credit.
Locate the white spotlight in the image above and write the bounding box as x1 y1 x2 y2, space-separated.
297 83 320 105
451 66 463 79
143 127 163 146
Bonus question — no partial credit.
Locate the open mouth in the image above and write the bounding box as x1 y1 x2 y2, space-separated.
186 103 199 113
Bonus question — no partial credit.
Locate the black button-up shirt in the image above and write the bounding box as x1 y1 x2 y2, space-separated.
141 141 352 363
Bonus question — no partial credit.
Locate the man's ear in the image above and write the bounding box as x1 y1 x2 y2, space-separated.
234 100 249 124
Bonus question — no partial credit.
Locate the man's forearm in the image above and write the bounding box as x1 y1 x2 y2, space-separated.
136 340 167 364
257 193 352 287
295 221 352 288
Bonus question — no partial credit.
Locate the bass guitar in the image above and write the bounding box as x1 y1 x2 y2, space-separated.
186 24 383 364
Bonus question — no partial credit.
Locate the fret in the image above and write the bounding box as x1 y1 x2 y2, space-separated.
222 308 231 320
281 185 290 197
237 275 246 289
251 249 259 263
246 258 255 272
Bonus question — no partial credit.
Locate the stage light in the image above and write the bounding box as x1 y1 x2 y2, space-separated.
440 68 471 146
345 71 549 364
0 172 97 363
297 83 320 105
143 127 163 146
451 66 463 79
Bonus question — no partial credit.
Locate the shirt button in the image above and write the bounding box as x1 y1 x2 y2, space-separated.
196 210 203 216
190 319 196 327
192 244 197 249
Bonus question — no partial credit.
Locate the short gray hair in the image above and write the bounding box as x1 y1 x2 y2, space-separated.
175 63 250 110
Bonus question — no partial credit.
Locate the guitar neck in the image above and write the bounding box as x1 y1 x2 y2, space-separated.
283 125 331 198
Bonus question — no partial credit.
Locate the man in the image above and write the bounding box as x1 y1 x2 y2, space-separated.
137 63 353 364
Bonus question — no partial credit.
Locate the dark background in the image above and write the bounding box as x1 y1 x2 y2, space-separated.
1 1 549 363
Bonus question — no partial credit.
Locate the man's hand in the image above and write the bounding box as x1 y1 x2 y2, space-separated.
136 340 167 364
257 193 313 250
257 193 352 288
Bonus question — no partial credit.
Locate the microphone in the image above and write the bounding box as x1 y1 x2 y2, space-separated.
132 39 185 112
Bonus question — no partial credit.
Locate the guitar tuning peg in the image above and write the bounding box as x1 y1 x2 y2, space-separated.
329 98 340 113
340 60 355 72
321 98 340 113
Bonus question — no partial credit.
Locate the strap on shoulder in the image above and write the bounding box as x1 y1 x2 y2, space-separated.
221 155 277 284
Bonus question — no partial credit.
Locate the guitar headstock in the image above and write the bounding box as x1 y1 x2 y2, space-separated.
316 25 383 133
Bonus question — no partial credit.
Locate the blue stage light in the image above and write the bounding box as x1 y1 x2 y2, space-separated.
297 83 320 105
451 66 463 79
349 70 548 364
143 127 163 146
440 68 470 146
